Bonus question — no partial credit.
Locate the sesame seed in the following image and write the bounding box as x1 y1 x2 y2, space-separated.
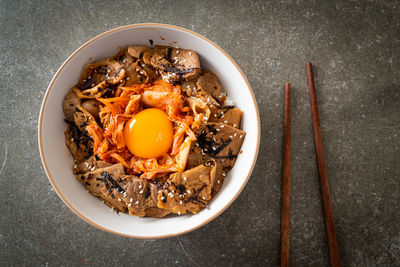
202 196 206 200
233 124 237 127
216 128 220 132
139 190 143 194
222 173 226 177
71 138 74 142
217 180 220 184
138 185 142 189
118 198 121 201
135 200 139 205
187 189 191 194
176 50 180 54
178 211 181 215
130 198 133 202
126 77 130 80
161 196 165 200
204 148 208 152
139 71 144 75
229 136 233 139
88 75 92 79
214 114 218 117
212 146 216 150
188 51 192 55
180 200 183 205
195 143 199 147
240 135 243 139
220 125 224 128
184 177 187 181
234 133 237 137
90 166 95 171
128 203 132 207
224 120 228 123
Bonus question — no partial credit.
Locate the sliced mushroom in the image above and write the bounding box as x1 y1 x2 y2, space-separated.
73 106 96 132
143 46 201 83
209 108 242 128
77 163 127 212
157 163 216 215
63 89 81 122
196 69 222 101
76 59 126 91
186 97 211 124
81 100 101 118
128 45 150 58
64 127 93 164
187 122 246 195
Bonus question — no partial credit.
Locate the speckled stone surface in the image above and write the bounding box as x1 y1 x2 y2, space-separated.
0 0 399 266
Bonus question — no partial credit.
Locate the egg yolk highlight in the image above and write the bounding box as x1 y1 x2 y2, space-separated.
124 108 173 158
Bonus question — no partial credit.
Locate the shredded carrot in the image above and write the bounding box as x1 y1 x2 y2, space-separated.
97 96 130 103
110 153 130 169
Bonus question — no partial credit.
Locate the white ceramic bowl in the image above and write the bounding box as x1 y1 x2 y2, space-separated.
38 24 260 239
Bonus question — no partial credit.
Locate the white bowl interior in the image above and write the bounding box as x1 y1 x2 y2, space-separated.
39 24 259 238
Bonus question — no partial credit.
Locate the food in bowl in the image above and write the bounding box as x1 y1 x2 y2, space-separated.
63 44 245 217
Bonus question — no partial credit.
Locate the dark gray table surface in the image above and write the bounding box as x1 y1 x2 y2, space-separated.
1 0 399 266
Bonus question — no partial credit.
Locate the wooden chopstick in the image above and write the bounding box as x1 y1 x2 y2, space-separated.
281 82 291 267
307 63 341 267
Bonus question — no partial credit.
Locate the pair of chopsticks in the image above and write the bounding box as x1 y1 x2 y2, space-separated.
280 63 340 267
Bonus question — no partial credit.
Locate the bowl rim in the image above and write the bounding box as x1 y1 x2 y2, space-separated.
38 23 260 239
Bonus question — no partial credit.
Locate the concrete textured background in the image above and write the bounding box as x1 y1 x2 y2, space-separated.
0 0 399 266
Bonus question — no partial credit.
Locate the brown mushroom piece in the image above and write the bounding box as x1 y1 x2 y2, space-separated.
143 46 201 83
187 122 246 195
74 155 112 174
123 176 170 217
196 69 222 101
63 89 81 122
181 79 198 96
76 59 126 91
157 163 216 215
81 100 101 118
209 107 242 128
127 45 149 58
72 105 96 131
64 127 93 164
77 163 127 212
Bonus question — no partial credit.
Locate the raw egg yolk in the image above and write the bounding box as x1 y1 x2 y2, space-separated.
124 108 173 158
